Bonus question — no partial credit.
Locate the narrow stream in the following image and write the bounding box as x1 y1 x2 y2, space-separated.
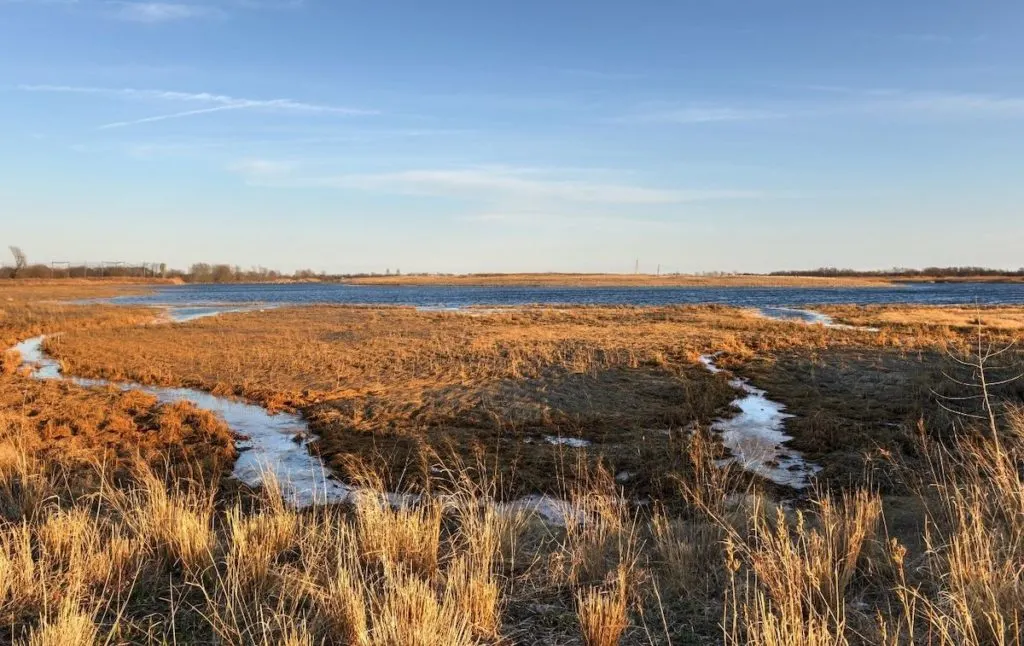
700 355 820 488
14 335 353 507
696 302 853 489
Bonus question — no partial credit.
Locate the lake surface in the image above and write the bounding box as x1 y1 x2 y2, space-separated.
110 281 1024 309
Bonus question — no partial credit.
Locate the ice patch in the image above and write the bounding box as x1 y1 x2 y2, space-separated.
700 354 820 489
758 307 880 332
544 435 591 448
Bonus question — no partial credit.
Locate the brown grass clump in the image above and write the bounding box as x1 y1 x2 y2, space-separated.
319 559 369 645
883 413 1024 645
125 471 216 573
355 494 442 576
556 465 641 587
721 490 882 643
445 555 502 639
0 378 237 486
225 503 299 593
371 568 477 646
0 349 20 375
0 441 55 522
576 565 631 646
651 512 724 599
19 600 101 646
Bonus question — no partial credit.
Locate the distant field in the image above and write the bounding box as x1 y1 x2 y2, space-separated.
343 272 892 287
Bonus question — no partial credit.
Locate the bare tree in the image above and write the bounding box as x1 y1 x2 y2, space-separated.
933 312 1024 449
8 246 26 279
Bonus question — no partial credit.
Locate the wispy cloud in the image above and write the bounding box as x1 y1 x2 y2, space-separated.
458 211 686 231
618 89 1024 127
896 33 956 44
617 105 787 124
229 0 302 7
859 90 1024 118
17 84 376 128
106 2 222 22
1 0 302 17
800 86 1024 118
227 158 296 176
100 105 245 128
235 165 770 205
556 68 646 81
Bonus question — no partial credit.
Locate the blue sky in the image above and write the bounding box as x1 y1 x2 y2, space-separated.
1 0 1022 273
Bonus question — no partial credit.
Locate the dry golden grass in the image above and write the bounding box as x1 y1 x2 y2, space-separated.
44 303 1010 496
345 273 890 287
0 370 1023 644
720 490 882 643
0 377 236 485
355 494 442 576
825 304 1024 331
0 281 156 348
47 304 998 408
577 565 631 646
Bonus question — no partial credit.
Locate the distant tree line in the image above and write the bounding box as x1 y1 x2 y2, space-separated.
771 266 1024 278
0 247 333 282
0 247 170 279
8 244 1019 282
182 264 340 283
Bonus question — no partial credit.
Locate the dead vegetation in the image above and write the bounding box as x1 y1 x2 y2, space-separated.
0 282 156 348
825 304 1024 331
44 304 1015 495
0 376 237 490
2 373 1024 644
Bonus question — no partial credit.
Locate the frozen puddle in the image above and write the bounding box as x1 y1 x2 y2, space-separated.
10 334 584 522
160 304 272 324
544 435 591 448
759 307 834 325
163 306 245 323
758 307 880 332
700 354 820 489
